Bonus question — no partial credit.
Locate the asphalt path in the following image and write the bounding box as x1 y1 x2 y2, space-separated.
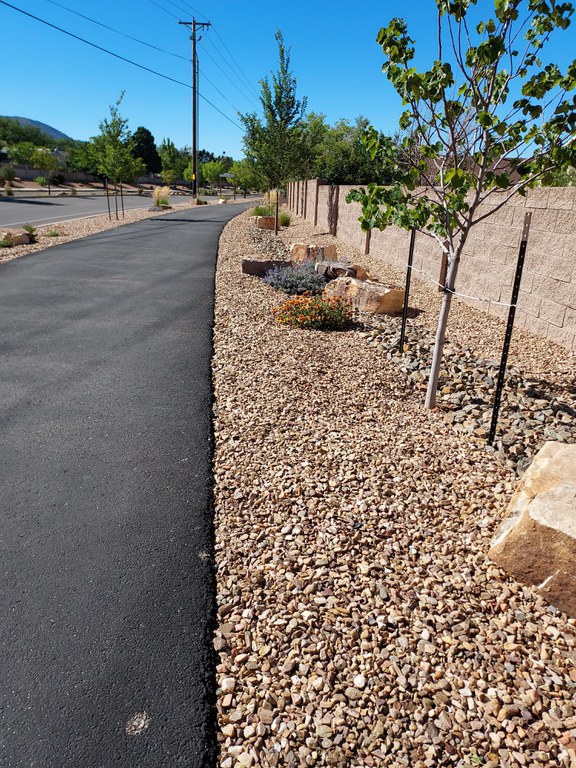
0 203 249 767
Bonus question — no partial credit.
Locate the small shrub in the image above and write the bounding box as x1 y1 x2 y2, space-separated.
34 175 48 187
273 294 352 330
46 229 60 238
1 165 16 183
52 173 64 186
5 186 14 197
153 185 171 206
0 238 13 248
252 204 274 217
69 187 77 196
263 263 326 295
279 212 291 227
22 224 38 242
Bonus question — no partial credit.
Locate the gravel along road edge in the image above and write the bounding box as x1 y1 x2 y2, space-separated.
211 209 576 768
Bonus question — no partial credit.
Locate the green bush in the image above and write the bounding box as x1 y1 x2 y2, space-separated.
46 229 60 238
272 294 352 330
5 186 14 197
34 175 48 187
22 224 38 242
252 205 274 217
279 212 291 227
1 165 16 183
69 187 77 196
0 238 13 248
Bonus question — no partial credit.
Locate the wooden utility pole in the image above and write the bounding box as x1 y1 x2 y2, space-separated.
179 19 211 198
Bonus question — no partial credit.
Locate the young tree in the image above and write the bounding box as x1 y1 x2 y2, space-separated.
30 147 62 195
240 30 310 204
132 126 162 173
305 114 398 185
89 93 144 219
201 160 225 190
230 158 260 196
158 138 189 180
8 141 37 178
348 0 576 409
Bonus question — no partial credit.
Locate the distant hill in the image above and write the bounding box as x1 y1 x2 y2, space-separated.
1 116 72 141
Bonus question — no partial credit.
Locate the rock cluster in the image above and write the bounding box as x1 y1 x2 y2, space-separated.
213 210 576 768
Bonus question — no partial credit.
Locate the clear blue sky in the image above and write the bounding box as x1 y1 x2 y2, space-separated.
2 0 575 159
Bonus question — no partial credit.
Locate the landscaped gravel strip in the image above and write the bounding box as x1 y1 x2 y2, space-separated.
212 210 576 768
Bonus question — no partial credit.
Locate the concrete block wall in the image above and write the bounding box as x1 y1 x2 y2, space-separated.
286 181 576 352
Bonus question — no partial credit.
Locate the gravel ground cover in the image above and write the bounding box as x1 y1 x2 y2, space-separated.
212 210 576 768
0 202 196 265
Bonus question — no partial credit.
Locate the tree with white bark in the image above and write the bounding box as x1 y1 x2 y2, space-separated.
348 0 576 408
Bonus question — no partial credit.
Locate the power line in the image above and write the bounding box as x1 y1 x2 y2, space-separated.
147 0 180 22
198 39 260 111
42 0 190 61
169 0 210 23
0 0 242 130
211 25 261 102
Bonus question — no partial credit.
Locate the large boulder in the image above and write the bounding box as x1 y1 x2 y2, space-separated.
314 261 357 280
489 441 576 617
257 216 276 230
323 277 404 314
1 228 30 246
242 258 291 277
290 243 337 263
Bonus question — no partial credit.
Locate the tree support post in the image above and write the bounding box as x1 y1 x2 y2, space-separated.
398 229 416 353
487 211 532 446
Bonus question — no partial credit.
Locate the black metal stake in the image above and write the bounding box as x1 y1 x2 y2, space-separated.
399 228 416 353
487 211 532 445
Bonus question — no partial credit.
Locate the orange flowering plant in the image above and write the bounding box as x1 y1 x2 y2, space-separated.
272 294 352 330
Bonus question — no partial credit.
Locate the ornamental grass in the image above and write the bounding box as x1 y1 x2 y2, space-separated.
272 294 352 330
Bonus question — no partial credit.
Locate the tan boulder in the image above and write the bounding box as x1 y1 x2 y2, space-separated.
489 441 576 617
290 243 310 263
256 216 276 230
352 264 372 281
1 228 30 246
323 277 404 314
290 243 337 263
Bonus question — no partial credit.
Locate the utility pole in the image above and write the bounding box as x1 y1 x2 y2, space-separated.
179 19 210 198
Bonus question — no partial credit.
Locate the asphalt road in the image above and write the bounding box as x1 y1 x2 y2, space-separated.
0 193 162 228
0 204 248 767
0 193 259 229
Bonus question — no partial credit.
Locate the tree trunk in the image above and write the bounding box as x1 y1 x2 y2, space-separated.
114 183 119 220
106 180 111 220
120 183 125 218
424 248 460 409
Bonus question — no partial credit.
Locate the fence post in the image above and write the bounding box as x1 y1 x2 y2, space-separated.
303 180 308 220
314 181 319 227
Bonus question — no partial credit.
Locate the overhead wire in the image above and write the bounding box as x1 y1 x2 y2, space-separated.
42 0 190 61
198 40 260 111
210 25 261 101
0 0 242 129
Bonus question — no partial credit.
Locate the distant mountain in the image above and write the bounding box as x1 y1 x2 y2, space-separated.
1 116 73 141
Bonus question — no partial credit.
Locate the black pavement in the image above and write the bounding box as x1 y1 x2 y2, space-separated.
0 204 248 767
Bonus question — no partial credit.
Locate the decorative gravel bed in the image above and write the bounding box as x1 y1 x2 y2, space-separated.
212 210 576 768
